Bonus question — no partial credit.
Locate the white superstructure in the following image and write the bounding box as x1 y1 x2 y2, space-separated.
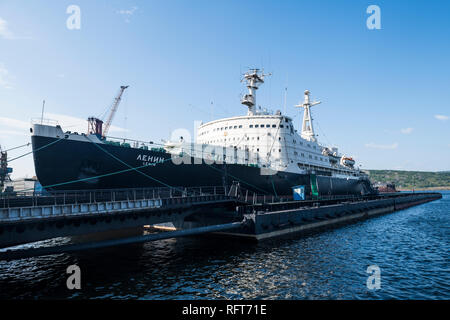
194 69 363 179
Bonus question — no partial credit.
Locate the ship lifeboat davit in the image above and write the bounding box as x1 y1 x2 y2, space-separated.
323 147 341 164
341 156 355 167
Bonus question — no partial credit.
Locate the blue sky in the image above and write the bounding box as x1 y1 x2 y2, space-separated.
0 0 449 179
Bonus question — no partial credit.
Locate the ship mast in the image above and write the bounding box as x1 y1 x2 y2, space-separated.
241 69 271 116
296 90 321 142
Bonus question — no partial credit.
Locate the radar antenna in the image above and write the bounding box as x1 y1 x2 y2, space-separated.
241 69 271 115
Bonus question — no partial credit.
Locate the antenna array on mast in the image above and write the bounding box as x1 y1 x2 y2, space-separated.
240 69 271 116
296 90 321 142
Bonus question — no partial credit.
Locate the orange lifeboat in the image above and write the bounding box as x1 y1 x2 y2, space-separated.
341 156 355 167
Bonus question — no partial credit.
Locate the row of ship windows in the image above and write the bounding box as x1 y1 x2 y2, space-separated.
198 139 327 162
296 164 356 176
292 139 316 149
199 123 292 136
293 151 328 162
201 136 317 150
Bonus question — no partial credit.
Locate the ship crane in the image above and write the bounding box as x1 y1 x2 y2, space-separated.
88 85 129 138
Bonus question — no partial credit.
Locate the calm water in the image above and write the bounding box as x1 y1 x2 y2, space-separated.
1 191 449 300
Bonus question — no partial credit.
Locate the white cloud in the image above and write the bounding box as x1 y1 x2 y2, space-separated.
0 129 28 136
45 113 128 134
400 127 413 134
0 17 14 39
0 117 29 130
0 17 30 40
365 142 399 150
0 114 128 139
116 6 138 23
0 63 13 89
434 114 449 121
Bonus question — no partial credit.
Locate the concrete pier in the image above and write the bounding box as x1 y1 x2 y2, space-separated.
216 193 443 240
0 190 443 259
0 186 237 248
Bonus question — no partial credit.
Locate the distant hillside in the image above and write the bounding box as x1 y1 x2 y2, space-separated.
368 170 450 190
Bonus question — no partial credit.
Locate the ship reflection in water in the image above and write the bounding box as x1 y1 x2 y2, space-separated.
0 191 449 300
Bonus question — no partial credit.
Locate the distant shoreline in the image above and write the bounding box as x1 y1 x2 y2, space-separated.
397 186 450 191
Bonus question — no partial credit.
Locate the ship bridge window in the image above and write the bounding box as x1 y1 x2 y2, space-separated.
234 126 237 129
249 125 253 128
272 124 276 128
280 125 284 128
255 124 259 128
239 125 242 128
266 124 270 128
309 155 312 159
285 118 289 123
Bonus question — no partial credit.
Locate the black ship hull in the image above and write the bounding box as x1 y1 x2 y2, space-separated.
31 136 373 196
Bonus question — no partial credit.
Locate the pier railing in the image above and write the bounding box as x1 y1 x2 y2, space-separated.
0 185 231 209
1 182 425 210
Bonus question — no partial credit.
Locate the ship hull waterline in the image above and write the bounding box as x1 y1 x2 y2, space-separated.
31 136 372 196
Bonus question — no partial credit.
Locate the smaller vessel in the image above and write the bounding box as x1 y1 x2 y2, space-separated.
377 183 397 193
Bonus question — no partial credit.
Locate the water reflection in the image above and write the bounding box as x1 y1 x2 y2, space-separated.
0 191 449 300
